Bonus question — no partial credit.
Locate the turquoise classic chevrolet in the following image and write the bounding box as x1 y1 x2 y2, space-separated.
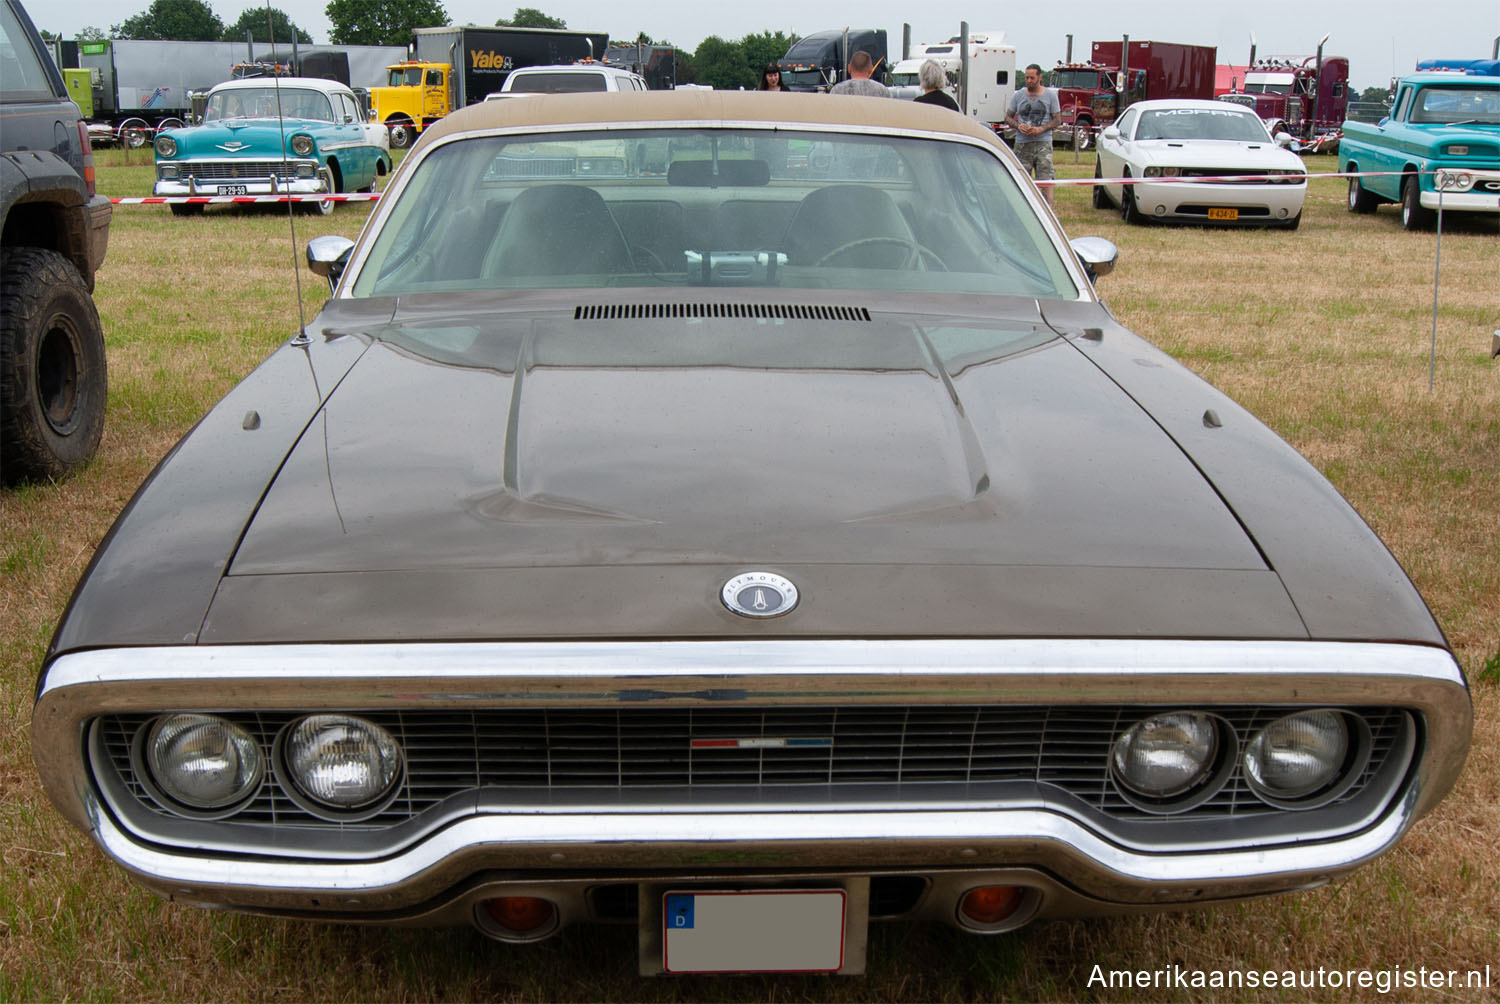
153 77 393 217
1340 62 1500 230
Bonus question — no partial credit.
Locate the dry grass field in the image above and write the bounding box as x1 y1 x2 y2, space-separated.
1 145 1496 1001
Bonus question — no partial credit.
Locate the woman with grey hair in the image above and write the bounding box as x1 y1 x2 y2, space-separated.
913 59 960 111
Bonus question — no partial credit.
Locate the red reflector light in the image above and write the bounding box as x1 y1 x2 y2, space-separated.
958 885 1025 925
482 896 556 933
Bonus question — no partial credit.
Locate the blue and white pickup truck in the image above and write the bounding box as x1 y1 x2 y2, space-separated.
1339 61 1499 230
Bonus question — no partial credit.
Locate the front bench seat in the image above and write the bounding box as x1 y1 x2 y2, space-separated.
783 184 920 269
484 184 632 279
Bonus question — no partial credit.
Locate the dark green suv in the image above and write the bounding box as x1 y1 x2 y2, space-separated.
1 0 111 483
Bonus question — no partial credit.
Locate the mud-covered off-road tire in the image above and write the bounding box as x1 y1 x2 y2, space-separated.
1 247 108 484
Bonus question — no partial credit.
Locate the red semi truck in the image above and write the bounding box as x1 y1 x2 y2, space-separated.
1216 46 1349 147
1049 40 1215 149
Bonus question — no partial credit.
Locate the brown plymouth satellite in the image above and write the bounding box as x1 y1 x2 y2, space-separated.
33 92 1470 975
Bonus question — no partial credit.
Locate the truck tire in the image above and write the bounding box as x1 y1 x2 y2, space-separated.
1400 175 1434 231
0 248 107 484
1075 119 1094 151
119 117 151 149
388 121 413 149
1091 159 1111 209
1346 173 1379 213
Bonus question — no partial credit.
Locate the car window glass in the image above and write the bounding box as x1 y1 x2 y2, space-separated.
352 127 1078 301
1410 85 1500 124
1137 108 1269 142
1115 108 1138 137
508 72 608 93
0 3 54 101
1392 87 1412 122
426 69 442 87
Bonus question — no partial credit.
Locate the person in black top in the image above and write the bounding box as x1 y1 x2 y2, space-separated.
913 59 960 112
759 63 789 91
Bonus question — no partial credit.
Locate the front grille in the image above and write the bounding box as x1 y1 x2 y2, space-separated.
180 160 308 181
1480 180 1500 194
97 705 1408 829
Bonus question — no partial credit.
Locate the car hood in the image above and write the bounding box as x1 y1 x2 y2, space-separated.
1129 140 1303 170
193 297 1307 641
166 120 327 155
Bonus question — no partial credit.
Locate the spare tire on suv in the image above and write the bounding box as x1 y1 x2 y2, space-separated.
1 0 111 484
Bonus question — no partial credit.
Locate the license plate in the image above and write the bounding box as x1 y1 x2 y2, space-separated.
1207 207 1239 221
216 184 249 195
662 889 846 974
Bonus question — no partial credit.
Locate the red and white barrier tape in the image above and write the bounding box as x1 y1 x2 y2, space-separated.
111 192 381 205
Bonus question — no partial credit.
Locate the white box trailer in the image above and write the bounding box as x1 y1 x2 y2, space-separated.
889 32 1016 130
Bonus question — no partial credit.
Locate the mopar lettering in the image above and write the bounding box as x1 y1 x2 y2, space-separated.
470 49 513 72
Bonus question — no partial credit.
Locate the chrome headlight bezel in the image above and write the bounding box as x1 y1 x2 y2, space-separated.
134 713 264 818
1109 710 1234 813
154 134 178 158
273 714 405 821
1243 709 1370 810
289 133 315 157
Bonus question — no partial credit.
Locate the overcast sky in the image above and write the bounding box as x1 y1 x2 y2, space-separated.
40 0 1500 92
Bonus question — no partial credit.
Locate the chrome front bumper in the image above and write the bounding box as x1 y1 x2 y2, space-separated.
34 639 1471 919
153 163 330 198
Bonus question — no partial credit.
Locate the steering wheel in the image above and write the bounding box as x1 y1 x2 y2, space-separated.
813 236 948 271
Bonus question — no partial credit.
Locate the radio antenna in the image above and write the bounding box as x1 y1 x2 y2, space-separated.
264 2 310 346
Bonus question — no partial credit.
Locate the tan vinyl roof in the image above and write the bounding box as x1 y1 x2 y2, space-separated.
416 89 1007 150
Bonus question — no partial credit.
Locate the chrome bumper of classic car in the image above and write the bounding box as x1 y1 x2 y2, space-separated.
153 159 330 197
34 639 1470 918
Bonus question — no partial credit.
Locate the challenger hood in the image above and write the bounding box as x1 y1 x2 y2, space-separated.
230 303 1265 576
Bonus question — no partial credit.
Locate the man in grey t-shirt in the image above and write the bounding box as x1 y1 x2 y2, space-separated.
1005 64 1062 208
830 50 890 97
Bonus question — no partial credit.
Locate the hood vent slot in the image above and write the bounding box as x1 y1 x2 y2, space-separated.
575 303 871 322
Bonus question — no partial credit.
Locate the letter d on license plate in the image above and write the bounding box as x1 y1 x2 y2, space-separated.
662 890 846 973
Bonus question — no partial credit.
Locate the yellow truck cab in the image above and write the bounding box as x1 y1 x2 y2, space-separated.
370 61 450 148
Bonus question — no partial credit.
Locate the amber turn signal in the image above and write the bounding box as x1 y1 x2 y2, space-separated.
958 885 1025 925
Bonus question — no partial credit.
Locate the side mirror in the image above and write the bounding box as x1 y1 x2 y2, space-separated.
1101 126 1121 142
1274 131 1295 148
306 235 355 293
1070 236 1118 283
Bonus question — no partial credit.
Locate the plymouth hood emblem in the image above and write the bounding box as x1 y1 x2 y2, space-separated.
216 141 251 153
721 572 798 618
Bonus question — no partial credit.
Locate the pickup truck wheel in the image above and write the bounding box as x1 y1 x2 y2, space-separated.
387 122 413 149
0 248 107 484
1401 175 1434 231
1347 174 1379 213
1091 159 1110 209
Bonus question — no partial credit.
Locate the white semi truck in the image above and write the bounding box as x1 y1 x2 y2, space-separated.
887 32 1016 132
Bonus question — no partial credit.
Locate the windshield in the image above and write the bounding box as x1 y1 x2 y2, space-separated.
351 127 1077 300
204 87 334 122
1051 69 1106 90
507 72 608 93
1135 107 1270 142
1410 85 1500 124
388 67 423 87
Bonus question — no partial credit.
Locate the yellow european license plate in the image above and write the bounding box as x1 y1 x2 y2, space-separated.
1207 207 1239 221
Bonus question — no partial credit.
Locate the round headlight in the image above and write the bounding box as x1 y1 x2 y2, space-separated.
1111 711 1220 800
154 134 177 158
145 714 263 809
283 715 402 810
289 133 315 157
1244 710 1348 803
